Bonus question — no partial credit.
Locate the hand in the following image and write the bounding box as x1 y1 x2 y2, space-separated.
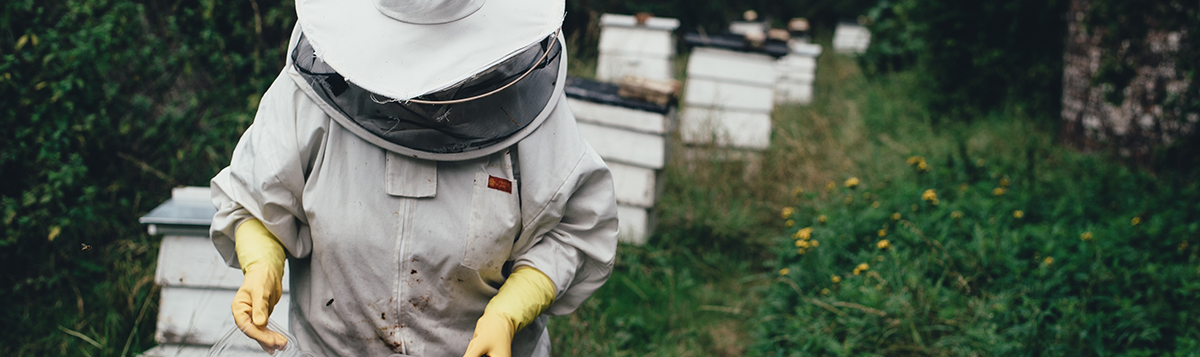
232 266 288 352
462 311 515 357
231 219 289 352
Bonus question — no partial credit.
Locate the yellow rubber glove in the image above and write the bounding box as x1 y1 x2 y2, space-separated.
232 219 289 353
462 266 556 357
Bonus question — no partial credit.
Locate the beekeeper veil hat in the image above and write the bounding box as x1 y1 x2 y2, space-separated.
291 0 568 161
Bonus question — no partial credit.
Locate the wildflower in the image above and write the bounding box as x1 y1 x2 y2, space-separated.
1180 242 1189 251
781 207 794 219
877 229 887 237
852 263 870 275
907 156 924 165
1131 217 1141 226
872 201 880 208
844 196 853 205
917 161 929 172
797 248 807 255
825 181 836 191
1043 257 1054 266
779 268 790 276
818 215 828 224
795 240 810 248
1000 178 1011 187
793 227 813 240
831 275 841 283
810 240 819 247
891 213 901 220
877 239 891 250
922 189 938 205
1080 232 1093 242
791 186 804 196
1013 210 1024 219
993 187 1006 196
820 288 831 295
785 219 794 227
951 211 964 219
845 177 860 188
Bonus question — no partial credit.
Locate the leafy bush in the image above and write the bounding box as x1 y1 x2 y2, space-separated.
1 0 295 354
753 136 1200 355
860 0 1068 119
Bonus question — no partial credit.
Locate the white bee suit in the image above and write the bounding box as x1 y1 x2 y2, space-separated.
208 29 618 357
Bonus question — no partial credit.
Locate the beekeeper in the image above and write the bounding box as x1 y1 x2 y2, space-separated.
207 0 619 356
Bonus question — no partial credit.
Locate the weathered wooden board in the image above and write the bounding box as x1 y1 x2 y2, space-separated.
597 54 674 82
616 204 649 245
567 98 669 135
607 162 657 208
156 235 291 290
775 82 814 104
684 78 774 113
598 26 675 58
577 121 666 169
686 48 777 86
680 107 772 150
156 286 290 345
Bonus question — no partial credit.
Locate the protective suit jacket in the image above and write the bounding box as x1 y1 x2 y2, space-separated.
209 27 618 357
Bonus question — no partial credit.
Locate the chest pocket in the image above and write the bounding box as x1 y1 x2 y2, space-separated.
462 152 521 272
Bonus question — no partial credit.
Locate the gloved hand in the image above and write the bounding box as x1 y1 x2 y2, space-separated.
462 266 556 357
232 218 289 353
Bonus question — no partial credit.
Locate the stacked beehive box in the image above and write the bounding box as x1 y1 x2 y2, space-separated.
833 22 871 54
680 46 777 151
596 13 680 82
566 78 671 245
775 41 822 104
139 187 291 357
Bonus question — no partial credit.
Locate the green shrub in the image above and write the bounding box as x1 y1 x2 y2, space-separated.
753 134 1200 355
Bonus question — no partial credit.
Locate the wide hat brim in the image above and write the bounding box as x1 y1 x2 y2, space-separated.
297 0 564 101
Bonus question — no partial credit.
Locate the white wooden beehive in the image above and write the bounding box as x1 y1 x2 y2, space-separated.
139 186 291 357
833 22 871 54
774 41 822 104
596 13 680 82
569 95 671 245
681 47 776 151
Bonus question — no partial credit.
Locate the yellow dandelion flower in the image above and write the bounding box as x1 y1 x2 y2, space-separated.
891 213 901 220
831 275 841 283
951 211 964 219
1043 257 1054 266
779 268 790 276
852 268 862 275
931 198 939 206
791 186 804 196
1131 217 1141 226
1013 210 1024 219
922 189 937 202
872 201 880 208
857 263 870 272
818 215 828 224
825 181 836 191
785 219 795 227
797 248 807 255
993 187 1006 196
907 156 923 165
877 239 891 250
845 177 860 188
781 207 794 219
820 288 831 295
1080 232 1093 242
810 240 819 247
877 229 887 237
1000 178 1011 187
795 240 810 248
917 161 929 172
793 227 813 240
